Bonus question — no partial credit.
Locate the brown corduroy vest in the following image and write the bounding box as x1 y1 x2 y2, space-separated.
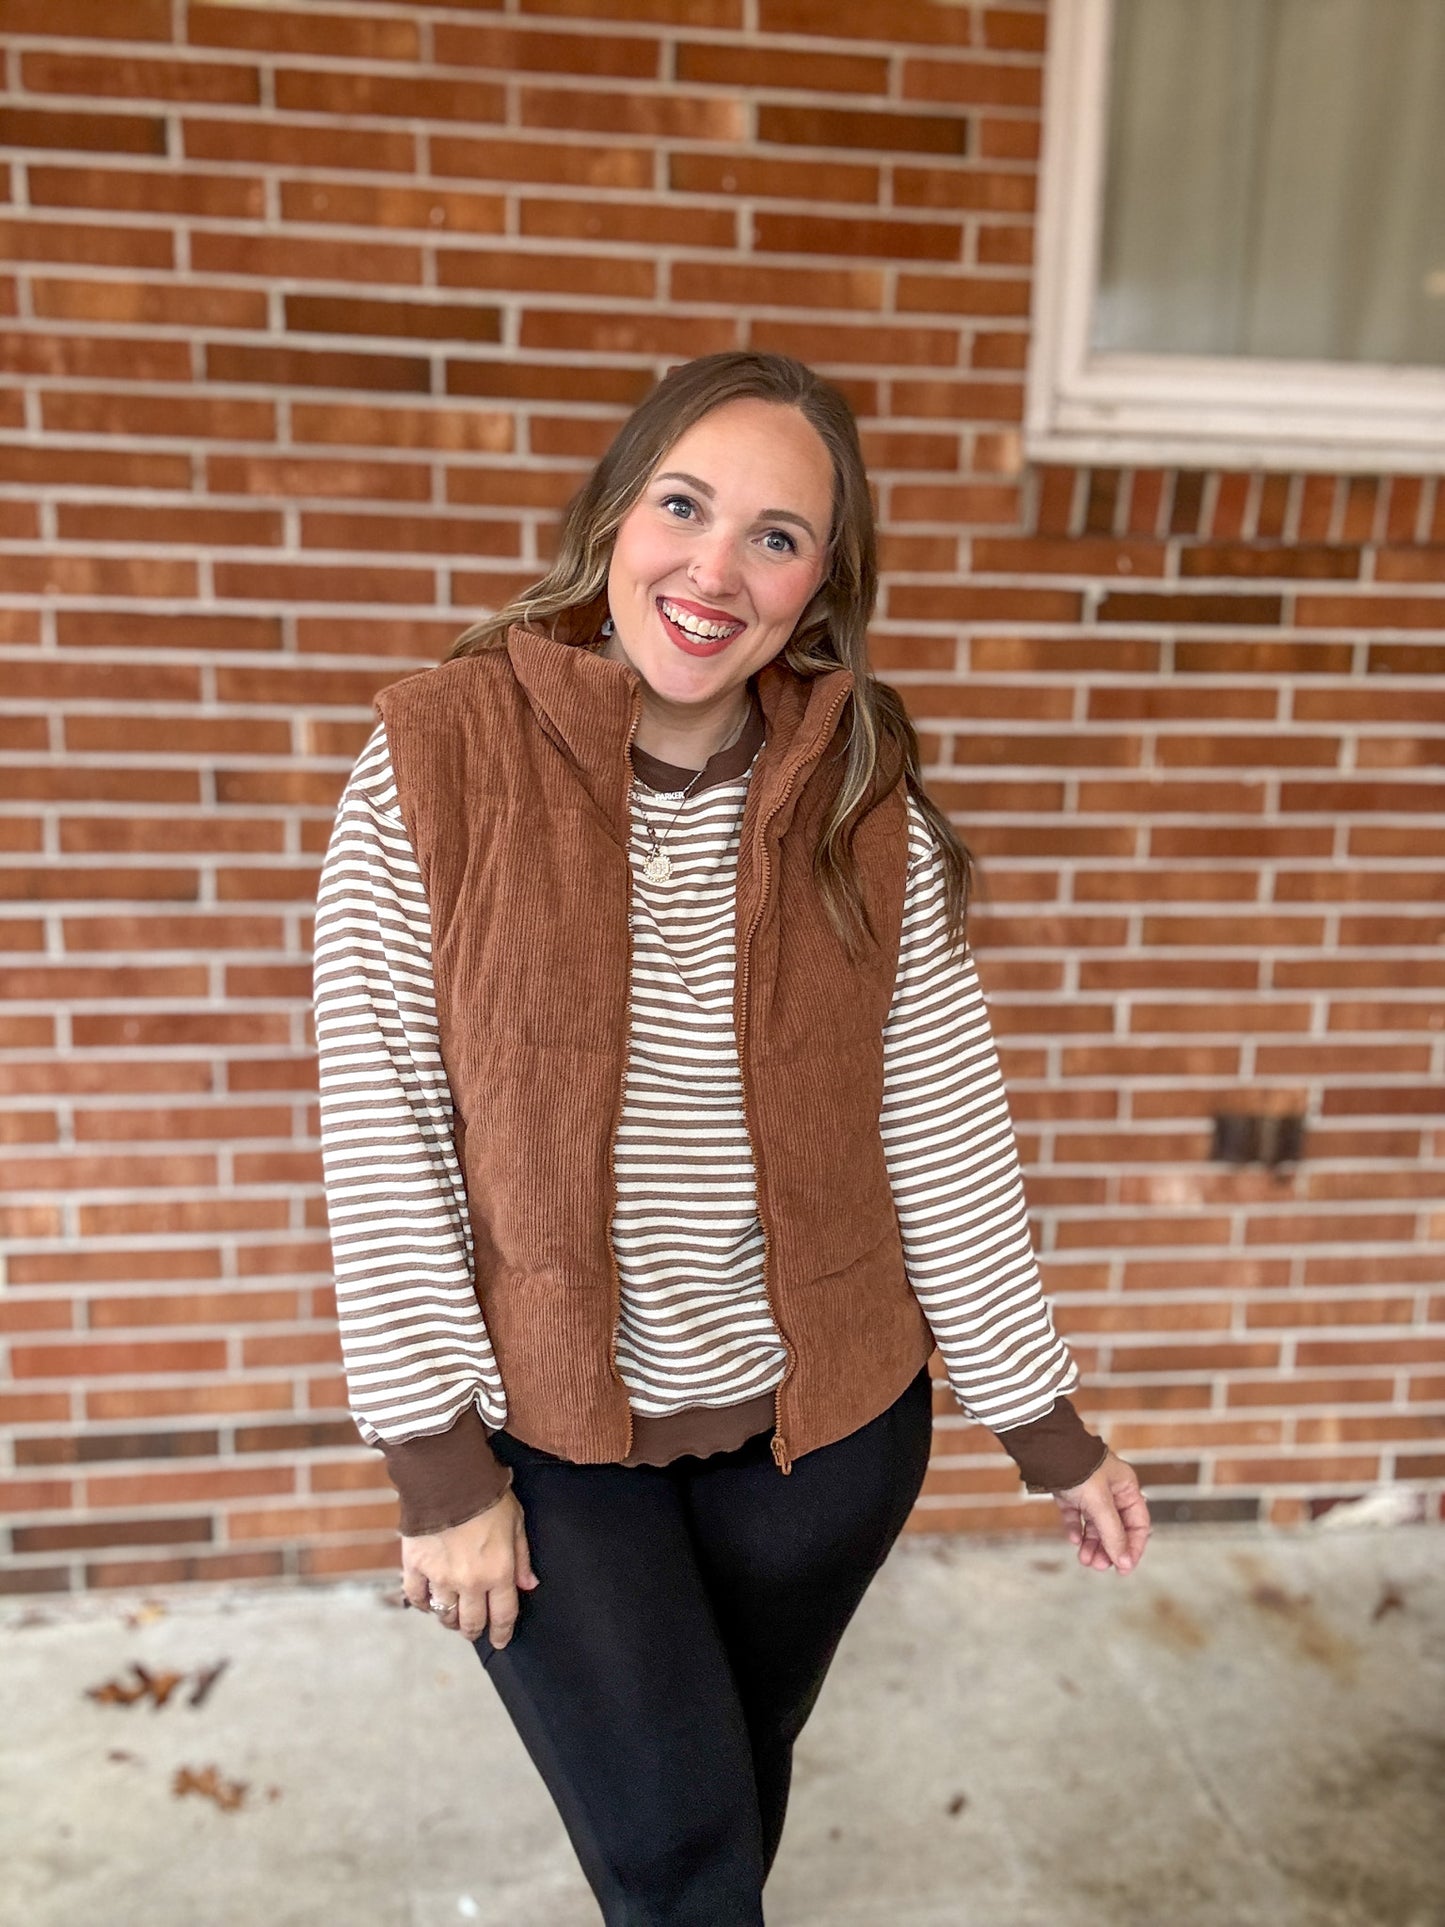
373 624 933 1472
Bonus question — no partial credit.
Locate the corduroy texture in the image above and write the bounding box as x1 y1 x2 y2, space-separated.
374 626 932 1473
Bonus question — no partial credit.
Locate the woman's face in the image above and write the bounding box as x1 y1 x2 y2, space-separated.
603 397 835 713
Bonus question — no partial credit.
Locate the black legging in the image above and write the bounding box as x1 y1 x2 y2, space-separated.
475 1363 934 1926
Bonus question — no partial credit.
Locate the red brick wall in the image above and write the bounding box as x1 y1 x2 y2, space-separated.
2 0 1441 1594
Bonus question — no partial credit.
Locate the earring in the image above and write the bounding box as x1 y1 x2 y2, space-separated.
600 616 615 637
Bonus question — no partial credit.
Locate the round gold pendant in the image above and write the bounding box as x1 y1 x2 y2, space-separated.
641 851 671 883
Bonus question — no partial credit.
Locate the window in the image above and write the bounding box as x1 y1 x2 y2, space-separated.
1027 0 1445 470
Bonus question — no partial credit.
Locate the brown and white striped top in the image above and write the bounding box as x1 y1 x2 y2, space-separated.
313 699 1085 1481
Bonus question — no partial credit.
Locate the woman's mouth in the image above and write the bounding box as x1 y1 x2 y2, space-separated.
655 596 747 657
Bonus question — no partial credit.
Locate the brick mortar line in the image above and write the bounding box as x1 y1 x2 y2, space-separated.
3 14 1056 58
11 144 1039 181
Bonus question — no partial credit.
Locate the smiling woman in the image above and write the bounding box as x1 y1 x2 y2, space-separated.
439 349 965 958
600 400 835 765
312 350 1150 1926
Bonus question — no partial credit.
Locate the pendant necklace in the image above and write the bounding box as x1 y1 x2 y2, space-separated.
631 703 750 885
635 768 706 883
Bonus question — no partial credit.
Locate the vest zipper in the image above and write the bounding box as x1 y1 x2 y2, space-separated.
737 680 853 1479
608 685 645 1463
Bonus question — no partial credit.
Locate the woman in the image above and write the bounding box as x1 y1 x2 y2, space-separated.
313 350 1150 1924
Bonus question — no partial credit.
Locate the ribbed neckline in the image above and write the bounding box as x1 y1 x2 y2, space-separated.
629 680 766 799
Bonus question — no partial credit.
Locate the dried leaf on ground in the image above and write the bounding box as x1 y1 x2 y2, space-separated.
132 1663 186 1708
86 1671 151 1707
173 1764 248 1813
1371 1582 1406 1623
85 1659 229 1712
188 1659 229 1709
85 1663 181 1708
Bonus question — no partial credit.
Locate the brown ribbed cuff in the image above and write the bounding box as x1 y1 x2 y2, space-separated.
992 1395 1111 1494
378 1402 514 1537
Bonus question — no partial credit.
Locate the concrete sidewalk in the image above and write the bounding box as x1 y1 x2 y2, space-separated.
2 1524 1442 1927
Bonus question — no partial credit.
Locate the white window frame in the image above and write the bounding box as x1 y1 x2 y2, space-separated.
1027 0 1445 473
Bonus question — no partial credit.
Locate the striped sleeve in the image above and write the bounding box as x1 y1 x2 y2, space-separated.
880 796 1080 1433
312 720 507 1452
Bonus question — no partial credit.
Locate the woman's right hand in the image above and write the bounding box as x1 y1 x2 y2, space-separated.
400 1489 539 1649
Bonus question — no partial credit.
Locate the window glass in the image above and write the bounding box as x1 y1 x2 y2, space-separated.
1094 0 1445 365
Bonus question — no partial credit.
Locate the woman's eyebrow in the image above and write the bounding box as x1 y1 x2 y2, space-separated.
655 470 715 497
654 470 818 541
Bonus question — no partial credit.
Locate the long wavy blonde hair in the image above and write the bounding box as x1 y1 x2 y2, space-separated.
445 350 971 957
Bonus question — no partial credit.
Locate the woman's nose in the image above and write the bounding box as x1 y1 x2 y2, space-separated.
686 533 742 599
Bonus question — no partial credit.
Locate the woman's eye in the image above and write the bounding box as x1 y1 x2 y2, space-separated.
661 494 696 519
762 529 797 554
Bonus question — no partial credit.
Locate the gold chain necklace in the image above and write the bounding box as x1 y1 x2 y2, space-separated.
633 768 707 883
630 704 750 885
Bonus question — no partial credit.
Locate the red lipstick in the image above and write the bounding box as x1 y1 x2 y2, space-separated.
654 594 746 658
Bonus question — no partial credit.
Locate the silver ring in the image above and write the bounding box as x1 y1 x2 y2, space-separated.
428 1593 455 1614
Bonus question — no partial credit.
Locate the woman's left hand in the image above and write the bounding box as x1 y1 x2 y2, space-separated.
1052 1450 1151 1574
